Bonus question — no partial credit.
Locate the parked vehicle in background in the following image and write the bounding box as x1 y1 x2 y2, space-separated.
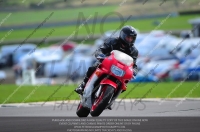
18 47 64 77
44 54 93 78
1 45 18 67
176 38 200 59
134 33 148 46
0 70 6 80
138 59 179 81
51 41 77 52
170 54 200 81
13 44 37 65
0 44 36 67
165 38 200 80
136 33 177 57
0 52 7 68
44 45 96 78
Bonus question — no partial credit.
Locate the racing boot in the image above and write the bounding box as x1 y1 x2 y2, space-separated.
74 82 86 95
74 77 89 95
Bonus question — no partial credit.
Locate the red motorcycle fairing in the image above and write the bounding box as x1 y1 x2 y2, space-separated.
101 52 133 80
97 51 133 91
100 79 117 89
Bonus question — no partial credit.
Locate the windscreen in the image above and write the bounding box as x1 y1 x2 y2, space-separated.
111 50 133 66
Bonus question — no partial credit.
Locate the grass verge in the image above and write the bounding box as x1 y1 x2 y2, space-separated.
0 81 200 104
0 14 198 42
0 5 117 26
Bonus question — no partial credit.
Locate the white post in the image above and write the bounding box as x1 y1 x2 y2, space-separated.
22 69 36 85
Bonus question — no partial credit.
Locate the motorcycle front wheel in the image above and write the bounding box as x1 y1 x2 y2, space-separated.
76 102 90 117
90 85 114 117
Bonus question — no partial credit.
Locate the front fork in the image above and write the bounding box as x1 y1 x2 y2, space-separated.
99 78 125 109
95 85 102 98
106 88 122 109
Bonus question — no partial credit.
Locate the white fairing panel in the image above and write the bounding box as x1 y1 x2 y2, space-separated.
82 73 98 108
111 50 133 66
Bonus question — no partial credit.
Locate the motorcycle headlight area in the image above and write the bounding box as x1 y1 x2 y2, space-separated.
111 65 125 77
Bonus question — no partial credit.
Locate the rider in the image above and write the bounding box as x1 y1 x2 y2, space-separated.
75 25 139 95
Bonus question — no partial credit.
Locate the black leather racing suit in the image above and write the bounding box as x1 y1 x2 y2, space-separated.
83 37 138 83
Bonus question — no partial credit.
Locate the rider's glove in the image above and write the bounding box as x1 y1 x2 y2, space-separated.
132 68 138 79
96 54 106 61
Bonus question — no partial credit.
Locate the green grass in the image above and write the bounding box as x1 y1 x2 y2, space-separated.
0 14 198 42
5 0 62 7
0 82 200 104
0 5 117 26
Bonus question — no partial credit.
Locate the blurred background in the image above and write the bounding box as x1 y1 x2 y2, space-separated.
0 0 200 85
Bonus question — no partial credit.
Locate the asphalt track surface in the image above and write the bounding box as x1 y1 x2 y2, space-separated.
1 100 200 116
0 100 200 132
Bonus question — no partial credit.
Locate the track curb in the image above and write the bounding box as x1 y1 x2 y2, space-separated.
1 98 200 108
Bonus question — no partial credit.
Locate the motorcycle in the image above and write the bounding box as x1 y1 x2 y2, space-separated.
76 50 134 117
